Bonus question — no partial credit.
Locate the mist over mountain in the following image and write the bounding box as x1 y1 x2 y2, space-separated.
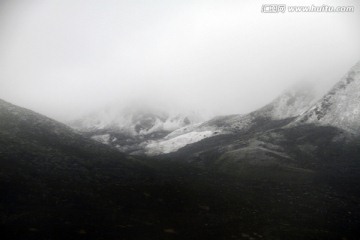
67 62 360 159
1 1 360 239
1 1 359 121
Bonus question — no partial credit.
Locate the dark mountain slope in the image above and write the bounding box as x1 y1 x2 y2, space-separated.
0 98 159 238
0 98 129 164
160 121 360 239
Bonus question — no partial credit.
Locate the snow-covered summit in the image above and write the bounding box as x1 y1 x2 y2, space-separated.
293 61 360 134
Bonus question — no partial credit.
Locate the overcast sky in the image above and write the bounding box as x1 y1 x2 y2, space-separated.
0 0 359 121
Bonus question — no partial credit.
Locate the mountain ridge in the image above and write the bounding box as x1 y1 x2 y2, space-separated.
292 61 360 134
144 83 318 155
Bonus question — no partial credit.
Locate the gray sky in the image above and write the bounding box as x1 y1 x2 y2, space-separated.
0 0 359 121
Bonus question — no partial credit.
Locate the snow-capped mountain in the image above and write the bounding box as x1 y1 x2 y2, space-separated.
70 103 204 154
293 61 360 134
206 83 317 130
158 61 360 164
145 83 318 155
70 59 360 157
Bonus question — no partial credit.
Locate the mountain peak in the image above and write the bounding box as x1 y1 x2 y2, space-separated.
293 61 360 133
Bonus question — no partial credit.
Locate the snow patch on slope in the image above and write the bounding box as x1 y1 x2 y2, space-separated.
91 134 111 144
145 131 216 155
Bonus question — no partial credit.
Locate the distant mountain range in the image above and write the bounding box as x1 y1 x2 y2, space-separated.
71 62 360 156
1 61 360 239
158 61 360 167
